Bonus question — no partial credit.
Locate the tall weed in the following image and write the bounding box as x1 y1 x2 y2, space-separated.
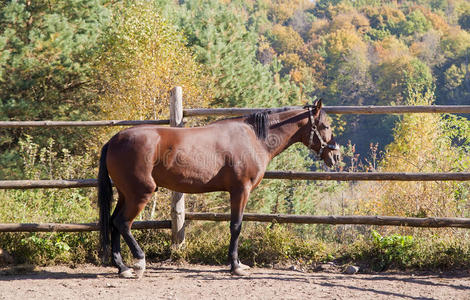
0 135 97 263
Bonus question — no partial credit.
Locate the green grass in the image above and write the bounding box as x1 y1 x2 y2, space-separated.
3 221 470 273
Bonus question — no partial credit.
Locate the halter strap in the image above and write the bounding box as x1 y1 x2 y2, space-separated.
306 106 339 158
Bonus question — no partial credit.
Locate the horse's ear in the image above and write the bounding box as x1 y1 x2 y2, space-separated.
314 99 323 117
316 99 323 110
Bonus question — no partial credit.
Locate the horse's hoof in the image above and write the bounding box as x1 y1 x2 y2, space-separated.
239 262 251 270
119 269 134 278
134 268 144 279
228 261 251 270
231 267 248 276
133 258 146 279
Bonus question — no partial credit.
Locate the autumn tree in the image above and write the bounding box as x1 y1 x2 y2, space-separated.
270 24 304 53
267 0 313 24
322 27 371 105
356 89 470 219
0 0 111 178
95 2 209 121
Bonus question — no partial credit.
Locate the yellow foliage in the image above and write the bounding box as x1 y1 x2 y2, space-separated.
267 0 313 23
327 3 356 18
361 5 406 28
258 35 273 53
290 69 303 83
330 11 370 34
298 47 326 89
325 28 366 62
355 91 464 219
271 24 304 53
280 52 303 69
308 19 330 43
95 2 210 121
444 64 469 89
440 26 470 58
373 55 413 104
330 14 356 32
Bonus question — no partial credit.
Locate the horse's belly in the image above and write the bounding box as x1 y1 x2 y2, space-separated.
151 143 264 193
156 179 222 193
153 172 224 193
152 158 226 193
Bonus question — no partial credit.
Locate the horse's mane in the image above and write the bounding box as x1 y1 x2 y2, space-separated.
246 111 269 140
245 106 296 140
212 106 307 141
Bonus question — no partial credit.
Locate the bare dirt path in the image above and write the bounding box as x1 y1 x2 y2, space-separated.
0 263 469 300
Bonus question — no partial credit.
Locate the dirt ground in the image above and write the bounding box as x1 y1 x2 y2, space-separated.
0 262 469 300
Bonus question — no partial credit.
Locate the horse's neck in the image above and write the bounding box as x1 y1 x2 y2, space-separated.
266 110 308 159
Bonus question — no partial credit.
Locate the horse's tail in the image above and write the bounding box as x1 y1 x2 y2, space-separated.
98 143 112 263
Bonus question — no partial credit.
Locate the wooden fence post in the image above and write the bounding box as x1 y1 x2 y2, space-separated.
170 86 185 247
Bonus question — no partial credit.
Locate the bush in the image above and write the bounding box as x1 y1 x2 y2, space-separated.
339 229 470 272
0 232 99 265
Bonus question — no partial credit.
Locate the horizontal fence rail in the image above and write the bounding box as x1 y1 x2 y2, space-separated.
263 171 470 181
0 179 98 189
0 220 171 232
183 105 470 116
2 172 470 189
0 120 170 128
2 214 470 232
1 105 469 128
186 213 470 228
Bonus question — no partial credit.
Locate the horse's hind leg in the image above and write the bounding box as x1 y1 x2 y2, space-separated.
113 190 153 279
110 191 133 278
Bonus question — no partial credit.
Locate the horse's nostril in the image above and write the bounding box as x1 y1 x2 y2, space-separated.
334 154 340 163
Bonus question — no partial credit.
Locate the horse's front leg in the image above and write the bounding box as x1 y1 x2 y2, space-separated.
228 186 251 276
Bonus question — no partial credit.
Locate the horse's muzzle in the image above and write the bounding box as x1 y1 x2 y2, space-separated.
324 150 341 168
333 153 341 164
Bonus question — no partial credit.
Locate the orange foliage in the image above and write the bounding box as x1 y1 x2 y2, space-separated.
361 5 405 28
421 8 450 33
290 69 303 83
373 36 409 61
330 11 370 34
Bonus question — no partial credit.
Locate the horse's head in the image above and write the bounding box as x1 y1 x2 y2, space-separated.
302 100 341 168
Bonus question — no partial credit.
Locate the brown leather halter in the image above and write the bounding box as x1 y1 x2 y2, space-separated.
306 105 340 157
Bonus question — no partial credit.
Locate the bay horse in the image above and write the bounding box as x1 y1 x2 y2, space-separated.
98 100 341 278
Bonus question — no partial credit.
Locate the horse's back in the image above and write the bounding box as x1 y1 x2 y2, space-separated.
153 122 265 192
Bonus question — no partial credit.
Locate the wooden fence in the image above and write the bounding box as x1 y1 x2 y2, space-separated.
2 172 470 190
1 87 470 245
2 214 470 233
